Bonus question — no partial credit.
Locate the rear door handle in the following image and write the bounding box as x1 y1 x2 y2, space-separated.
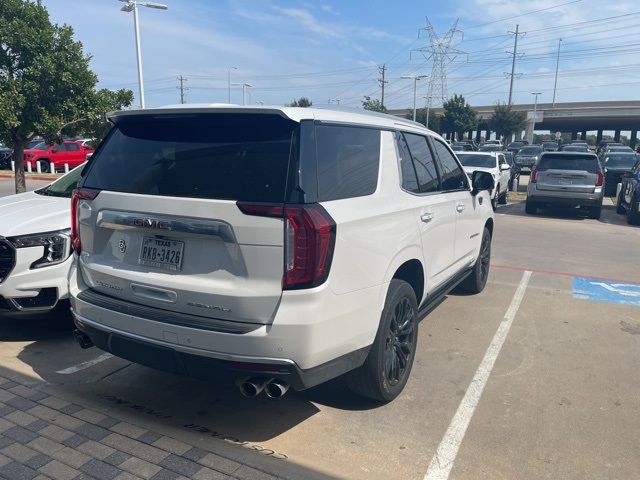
456 203 465 213
420 212 434 223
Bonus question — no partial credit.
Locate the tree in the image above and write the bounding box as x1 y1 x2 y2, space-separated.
362 96 387 113
64 88 134 146
489 103 526 143
440 95 478 140
411 108 441 132
0 0 131 193
288 97 312 107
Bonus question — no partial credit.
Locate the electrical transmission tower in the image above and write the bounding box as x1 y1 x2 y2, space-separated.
413 18 465 109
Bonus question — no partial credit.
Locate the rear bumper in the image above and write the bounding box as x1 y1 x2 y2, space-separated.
69 261 382 389
527 184 603 207
74 315 369 390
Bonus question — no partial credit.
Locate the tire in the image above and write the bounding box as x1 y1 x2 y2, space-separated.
346 280 418 403
458 227 491 294
525 199 537 214
491 187 499 211
628 199 640 225
499 188 508 205
37 159 51 173
616 191 626 215
588 206 602 219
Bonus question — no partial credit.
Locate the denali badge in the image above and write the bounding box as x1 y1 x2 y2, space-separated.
187 301 231 312
95 280 123 291
132 218 171 230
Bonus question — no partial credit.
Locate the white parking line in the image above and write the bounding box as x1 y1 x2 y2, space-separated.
56 353 114 374
423 270 532 480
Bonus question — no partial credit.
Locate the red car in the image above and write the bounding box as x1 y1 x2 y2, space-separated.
23 141 94 173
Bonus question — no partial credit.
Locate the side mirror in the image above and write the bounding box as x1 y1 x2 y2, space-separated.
500 164 510 171
472 171 494 196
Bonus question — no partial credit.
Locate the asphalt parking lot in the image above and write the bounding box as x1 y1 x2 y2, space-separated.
1 176 639 480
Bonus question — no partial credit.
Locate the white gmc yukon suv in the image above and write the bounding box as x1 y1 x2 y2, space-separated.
69 105 495 402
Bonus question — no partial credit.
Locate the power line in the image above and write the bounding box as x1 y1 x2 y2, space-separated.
461 0 583 30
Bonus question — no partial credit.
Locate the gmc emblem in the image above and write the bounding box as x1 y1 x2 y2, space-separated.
132 218 171 230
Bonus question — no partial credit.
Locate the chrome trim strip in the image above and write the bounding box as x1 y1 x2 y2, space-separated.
96 210 237 243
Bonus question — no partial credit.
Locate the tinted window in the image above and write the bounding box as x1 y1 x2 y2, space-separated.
65 143 80 151
604 155 638 169
396 133 419 193
83 114 297 202
33 143 48 151
519 146 543 155
316 125 380 201
537 154 600 172
36 163 85 198
404 133 439 193
457 154 495 168
431 139 468 191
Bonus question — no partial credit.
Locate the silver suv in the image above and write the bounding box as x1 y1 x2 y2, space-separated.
526 152 604 219
69 105 494 402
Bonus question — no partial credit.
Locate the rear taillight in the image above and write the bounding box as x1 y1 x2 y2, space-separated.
530 169 537 183
238 203 336 290
71 188 100 254
595 172 604 187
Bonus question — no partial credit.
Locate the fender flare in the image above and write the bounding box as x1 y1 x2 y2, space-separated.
377 245 425 312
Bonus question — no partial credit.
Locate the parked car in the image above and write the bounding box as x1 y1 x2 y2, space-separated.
69 105 495 403
616 158 640 224
526 152 604 219
23 141 94 173
456 152 511 209
451 142 475 152
560 144 589 152
503 151 519 189
542 141 559 152
0 164 85 317
515 145 543 172
478 144 503 152
506 141 528 153
0 145 11 170
602 153 640 196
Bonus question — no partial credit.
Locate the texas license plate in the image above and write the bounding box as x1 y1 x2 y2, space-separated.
558 179 572 185
139 237 184 271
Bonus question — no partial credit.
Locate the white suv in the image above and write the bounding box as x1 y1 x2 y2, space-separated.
456 151 512 210
69 105 495 402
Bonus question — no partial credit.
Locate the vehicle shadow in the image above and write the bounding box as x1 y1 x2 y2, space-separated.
11 309 382 449
0 304 74 342
0 358 342 480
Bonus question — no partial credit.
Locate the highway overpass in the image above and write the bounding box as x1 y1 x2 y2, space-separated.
389 100 640 146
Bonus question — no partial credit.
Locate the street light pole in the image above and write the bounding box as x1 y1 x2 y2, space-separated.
401 75 427 122
530 92 541 144
228 67 237 103
421 95 434 128
119 1 168 109
552 39 562 107
232 83 253 105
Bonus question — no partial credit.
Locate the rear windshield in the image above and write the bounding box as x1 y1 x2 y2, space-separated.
604 155 638 169
479 145 501 152
82 114 298 202
562 145 589 152
537 154 600 172
456 154 495 168
519 146 542 155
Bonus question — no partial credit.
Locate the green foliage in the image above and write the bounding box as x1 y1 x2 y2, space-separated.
441 95 478 138
288 97 312 107
64 88 134 145
0 0 132 192
411 108 441 131
362 96 387 113
489 103 527 142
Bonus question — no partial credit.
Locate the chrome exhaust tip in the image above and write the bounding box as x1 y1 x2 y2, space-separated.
73 329 94 349
237 377 270 398
265 379 290 399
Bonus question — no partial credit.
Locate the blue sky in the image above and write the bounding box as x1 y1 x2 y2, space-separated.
45 0 640 109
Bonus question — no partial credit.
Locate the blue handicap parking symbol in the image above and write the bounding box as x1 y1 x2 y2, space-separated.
573 277 640 307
